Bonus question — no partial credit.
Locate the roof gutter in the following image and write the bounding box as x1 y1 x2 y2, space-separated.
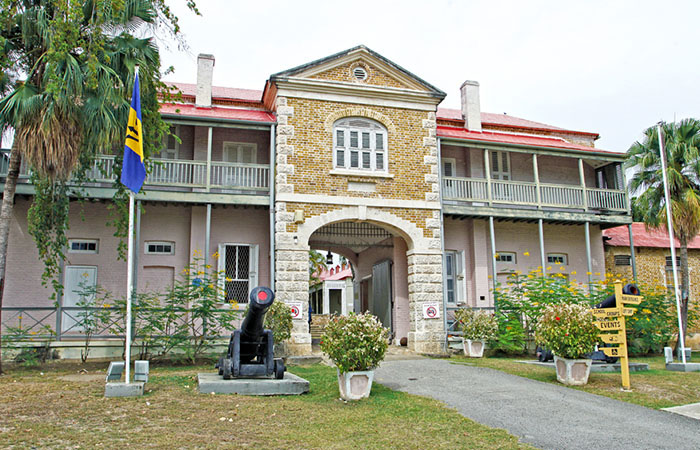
161 113 274 129
438 136 626 160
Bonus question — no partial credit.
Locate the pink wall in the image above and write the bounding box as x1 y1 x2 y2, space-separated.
392 236 409 343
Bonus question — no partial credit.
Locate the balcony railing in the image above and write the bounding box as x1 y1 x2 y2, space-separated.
443 176 628 212
0 151 270 192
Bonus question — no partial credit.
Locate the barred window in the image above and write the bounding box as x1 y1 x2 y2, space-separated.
547 253 568 265
333 118 387 172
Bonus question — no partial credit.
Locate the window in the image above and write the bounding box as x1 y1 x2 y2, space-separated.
68 239 99 254
445 250 465 304
333 118 387 172
218 244 259 303
547 253 568 265
490 151 511 180
145 241 175 255
496 252 516 263
614 255 631 266
666 256 680 270
441 158 456 177
158 125 180 160
223 142 257 164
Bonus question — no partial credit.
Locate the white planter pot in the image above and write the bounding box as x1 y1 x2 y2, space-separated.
337 369 375 401
553 355 592 385
463 339 485 358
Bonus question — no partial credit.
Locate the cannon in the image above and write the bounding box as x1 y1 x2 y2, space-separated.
537 284 640 363
216 286 286 380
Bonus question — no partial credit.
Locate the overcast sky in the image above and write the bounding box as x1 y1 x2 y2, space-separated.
159 0 700 153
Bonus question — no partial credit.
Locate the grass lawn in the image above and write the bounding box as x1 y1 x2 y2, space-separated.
0 361 531 449
451 355 700 409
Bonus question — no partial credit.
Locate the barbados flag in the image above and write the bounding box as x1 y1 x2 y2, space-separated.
121 72 146 193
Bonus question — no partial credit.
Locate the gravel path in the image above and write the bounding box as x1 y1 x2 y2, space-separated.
375 358 700 450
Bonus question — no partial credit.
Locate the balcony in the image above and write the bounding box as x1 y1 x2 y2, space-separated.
0 151 270 193
442 177 628 212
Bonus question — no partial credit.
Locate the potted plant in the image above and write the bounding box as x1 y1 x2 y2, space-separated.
454 308 498 357
535 303 599 385
320 312 389 401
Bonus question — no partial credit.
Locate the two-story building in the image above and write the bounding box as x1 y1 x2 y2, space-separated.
0 46 632 356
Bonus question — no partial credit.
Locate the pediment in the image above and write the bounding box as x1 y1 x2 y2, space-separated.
270 45 445 96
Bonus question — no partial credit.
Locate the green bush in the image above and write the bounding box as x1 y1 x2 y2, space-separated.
535 303 599 359
320 312 389 373
454 308 497 341
245 300 293 345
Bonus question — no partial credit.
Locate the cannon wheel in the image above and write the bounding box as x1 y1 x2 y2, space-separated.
222 358 233 380
274 358 285 380
536 346 553 362
217 357 224 376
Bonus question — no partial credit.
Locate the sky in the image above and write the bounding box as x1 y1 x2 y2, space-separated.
158 0 700 153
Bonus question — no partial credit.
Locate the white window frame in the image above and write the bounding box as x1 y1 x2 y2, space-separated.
144 241 175 255
445 250 466 305
333 118 388 173
441 158 456 178
68 239 99 254
490 150 511 180
496 251 517 264
547 253 568 265
223 141 257 164
158 124 180 160
217 243 259 303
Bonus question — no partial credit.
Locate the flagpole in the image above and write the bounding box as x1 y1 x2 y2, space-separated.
658 123 687 364
125 192 135 383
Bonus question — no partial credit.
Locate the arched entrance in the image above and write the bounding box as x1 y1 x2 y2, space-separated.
275 205 445 355
308 221 410 343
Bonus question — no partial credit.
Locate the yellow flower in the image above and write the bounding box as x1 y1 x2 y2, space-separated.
571 271 577 275
532 302 539 306
212 251 220 259
595 272 600 276
642 308 652 314
103 304 111 308
549 290 555 294
586 271 592 276
197 271 204 275
559 266 565 271
494 253 500 259
524 251 530 256
208 284 214 289
205 264 211 269
546 266 552 271
555 261 561 265
225 277 233 282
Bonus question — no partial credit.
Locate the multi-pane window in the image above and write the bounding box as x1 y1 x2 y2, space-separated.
334 118 387 172
145 241 175 255
68 239 99 254
496 252 516 263
547 253 568 265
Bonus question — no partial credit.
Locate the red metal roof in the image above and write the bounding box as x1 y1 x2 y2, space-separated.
319 265 353 281
437 108 599 138
437 125 618 155
159 103 275 123
603 223 700 249
166 82 263 103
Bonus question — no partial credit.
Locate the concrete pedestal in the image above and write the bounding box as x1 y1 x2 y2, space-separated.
105 382 144 397
666 362 700 372
197 372 309 395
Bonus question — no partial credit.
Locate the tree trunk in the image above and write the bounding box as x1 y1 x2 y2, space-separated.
0 142 22 374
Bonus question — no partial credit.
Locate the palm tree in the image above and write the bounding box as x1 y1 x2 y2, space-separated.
309 250 328 287
0 0 191 374
626 119 700 344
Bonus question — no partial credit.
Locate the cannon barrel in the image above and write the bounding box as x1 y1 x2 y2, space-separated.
595 283 639 309
239 286 275 362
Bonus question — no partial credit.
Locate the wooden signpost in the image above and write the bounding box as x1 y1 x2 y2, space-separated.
590 281 643 390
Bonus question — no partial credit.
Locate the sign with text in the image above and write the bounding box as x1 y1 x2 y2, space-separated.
621 294 642 305
422 302 440 319
622 307 636 316
289 302 304 320
594 319 623 331
591 308 620 318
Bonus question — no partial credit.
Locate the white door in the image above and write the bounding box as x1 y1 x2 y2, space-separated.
62 266 97 333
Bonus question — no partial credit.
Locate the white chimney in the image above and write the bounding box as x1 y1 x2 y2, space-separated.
196 54 215 107
460 80 482 132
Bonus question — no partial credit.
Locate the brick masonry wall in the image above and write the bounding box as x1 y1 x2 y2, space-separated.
310 61 407 89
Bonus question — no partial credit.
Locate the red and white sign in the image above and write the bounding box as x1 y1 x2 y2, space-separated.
289 302 304 320
422 302 440 319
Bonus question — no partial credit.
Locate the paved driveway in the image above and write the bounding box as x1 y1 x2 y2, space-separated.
375 359 700 450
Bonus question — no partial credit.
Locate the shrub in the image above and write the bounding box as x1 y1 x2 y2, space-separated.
454 308 498 340
320 312 389 373
535 303 599 359
260 300 293 344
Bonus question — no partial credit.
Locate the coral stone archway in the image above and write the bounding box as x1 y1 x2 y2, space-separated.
276 205 445 355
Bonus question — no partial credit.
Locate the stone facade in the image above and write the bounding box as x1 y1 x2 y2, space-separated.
271 52 445 354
